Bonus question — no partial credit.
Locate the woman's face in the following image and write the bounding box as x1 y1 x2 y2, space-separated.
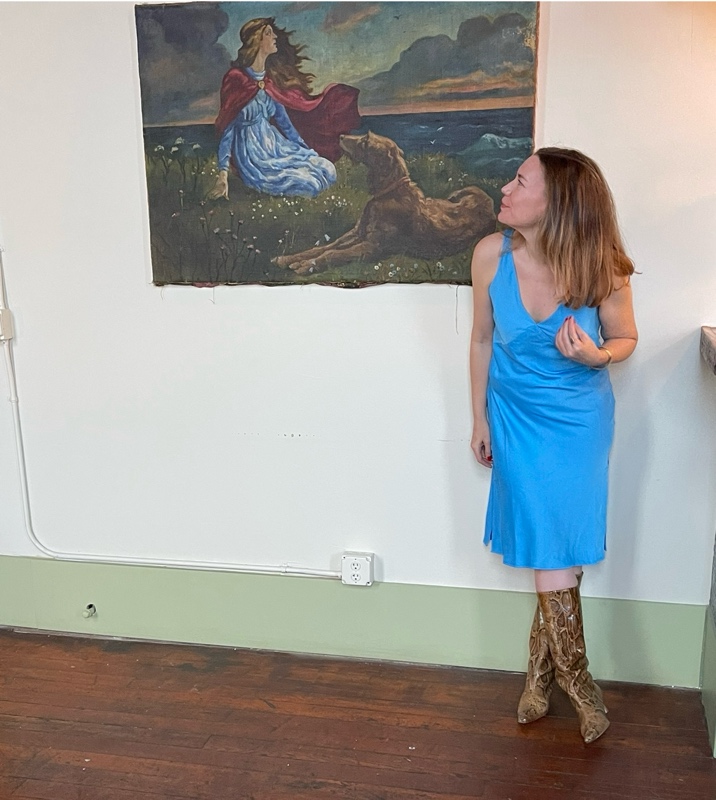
258 25 278 56
498 155 548 230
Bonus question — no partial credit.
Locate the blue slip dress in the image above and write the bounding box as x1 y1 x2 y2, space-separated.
484 233 615 569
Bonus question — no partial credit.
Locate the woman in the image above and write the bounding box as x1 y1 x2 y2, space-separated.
209 18 360 200
470 148 637 743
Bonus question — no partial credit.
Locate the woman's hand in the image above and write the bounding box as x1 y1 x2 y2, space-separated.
555 315 608 367
207 170 229 200
471 418 493 468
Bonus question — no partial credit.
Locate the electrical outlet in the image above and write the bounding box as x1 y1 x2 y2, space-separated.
341 552 374 586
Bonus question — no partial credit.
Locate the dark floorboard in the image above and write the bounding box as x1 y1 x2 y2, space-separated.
0 629 714 799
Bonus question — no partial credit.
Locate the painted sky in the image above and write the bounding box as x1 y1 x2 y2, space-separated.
136 1 537 124
220 2 536 90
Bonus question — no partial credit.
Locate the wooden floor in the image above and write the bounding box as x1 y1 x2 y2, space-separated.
0 630 714 799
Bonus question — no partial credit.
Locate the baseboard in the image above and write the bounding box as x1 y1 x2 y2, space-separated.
701 607 716 755
0 555 705 688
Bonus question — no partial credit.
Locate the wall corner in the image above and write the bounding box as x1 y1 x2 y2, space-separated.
702 606 716 757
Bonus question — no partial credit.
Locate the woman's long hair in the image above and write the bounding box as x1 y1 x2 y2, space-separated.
525 147 634 308
232 17 315 94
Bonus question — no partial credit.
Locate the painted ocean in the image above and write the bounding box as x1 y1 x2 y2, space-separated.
144 107 533 180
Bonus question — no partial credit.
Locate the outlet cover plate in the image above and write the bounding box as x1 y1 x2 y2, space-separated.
341 552 374 586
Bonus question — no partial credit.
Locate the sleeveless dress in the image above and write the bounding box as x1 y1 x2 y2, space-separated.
216 68 336 198
484 234 615 569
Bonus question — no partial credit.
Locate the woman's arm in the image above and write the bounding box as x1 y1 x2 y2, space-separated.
470 233 501 467
216 123 234 173
207 124 235 200
555 279 637 367
596 279 638 364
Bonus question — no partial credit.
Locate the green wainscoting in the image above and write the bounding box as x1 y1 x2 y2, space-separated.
702 608 716 755
0 555 706 688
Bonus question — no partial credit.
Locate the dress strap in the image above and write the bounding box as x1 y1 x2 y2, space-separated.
500 229 514 257
489 230 515 293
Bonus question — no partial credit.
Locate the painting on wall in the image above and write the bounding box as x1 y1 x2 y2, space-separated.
135 2 538 287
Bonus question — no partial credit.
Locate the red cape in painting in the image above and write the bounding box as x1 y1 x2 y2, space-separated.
215 68 360 163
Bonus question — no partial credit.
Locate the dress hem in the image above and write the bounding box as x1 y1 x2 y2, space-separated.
486 543 606 570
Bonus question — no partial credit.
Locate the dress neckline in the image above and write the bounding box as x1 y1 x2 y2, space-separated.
504 240 562 326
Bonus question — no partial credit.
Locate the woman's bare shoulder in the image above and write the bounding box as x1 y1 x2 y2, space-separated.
471 232 504 285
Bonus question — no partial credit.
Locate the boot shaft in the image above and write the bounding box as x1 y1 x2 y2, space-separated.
537 585 609 743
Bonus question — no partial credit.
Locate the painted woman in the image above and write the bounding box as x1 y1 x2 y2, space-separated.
209 18 360 200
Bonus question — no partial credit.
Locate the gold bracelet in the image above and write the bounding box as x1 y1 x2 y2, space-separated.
594 346 613 369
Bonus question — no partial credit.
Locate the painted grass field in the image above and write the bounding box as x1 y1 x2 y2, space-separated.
144 139 502 287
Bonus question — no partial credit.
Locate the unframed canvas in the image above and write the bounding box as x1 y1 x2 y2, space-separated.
135 1 538 287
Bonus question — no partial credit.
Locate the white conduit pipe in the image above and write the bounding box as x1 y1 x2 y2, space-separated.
0 250 340 579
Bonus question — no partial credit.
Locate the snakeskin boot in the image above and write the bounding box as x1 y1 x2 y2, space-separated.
538 585 609 743
517 573 581 724
517 602 554 723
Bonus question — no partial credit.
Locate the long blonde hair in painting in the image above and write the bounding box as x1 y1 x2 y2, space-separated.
524 147 635 308
232 17 315 94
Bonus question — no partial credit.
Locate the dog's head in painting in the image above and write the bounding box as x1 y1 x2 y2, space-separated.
339 132 409 191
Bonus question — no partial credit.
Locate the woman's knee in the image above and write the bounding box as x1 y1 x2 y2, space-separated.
534 568 579 592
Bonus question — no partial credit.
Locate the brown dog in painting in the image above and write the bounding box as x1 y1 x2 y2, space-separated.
272 131 496 275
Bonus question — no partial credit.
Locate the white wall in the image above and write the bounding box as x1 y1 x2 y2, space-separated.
0 2 715 604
